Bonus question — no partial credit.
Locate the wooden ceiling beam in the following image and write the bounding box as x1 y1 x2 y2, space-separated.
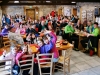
0 3 76 5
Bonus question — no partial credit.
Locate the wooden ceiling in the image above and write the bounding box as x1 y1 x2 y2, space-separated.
0 0 100 5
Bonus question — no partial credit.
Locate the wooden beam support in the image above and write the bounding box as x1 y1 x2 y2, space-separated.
0 3 76 5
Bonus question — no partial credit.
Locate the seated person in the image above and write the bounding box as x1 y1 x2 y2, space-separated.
20 24 26 35
26 33 37 44
86 20 94 33
64 21 75 43
43 34 59 62
31 24 40 37
0 46 21 75
8 26 24 46
75 20 84 31
81 22 99 53
18 45 38 75
26 24 39 37
37 38 53 54
0 24 9 36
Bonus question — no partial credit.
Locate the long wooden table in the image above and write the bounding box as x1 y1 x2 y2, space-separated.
56 42 73 55
57 43 73 50
74 32 87 50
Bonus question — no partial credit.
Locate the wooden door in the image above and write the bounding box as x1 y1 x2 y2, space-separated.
26 9 35 20
73 8 77 16
58 8 62 15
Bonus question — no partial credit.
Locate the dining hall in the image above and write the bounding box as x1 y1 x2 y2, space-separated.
0 0 100 75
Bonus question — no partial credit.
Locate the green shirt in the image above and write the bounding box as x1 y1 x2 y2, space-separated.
64 25 75 34
92 28 99 36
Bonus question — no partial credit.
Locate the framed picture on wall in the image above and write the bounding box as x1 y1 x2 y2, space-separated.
64 8 71 16
82 10 86 19
87 10 93 21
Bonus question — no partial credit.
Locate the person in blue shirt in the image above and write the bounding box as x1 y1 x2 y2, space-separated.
5 15 11 25
0 25 9 36
37 38 53 54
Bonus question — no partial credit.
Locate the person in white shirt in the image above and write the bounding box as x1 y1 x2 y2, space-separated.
8 26 24 46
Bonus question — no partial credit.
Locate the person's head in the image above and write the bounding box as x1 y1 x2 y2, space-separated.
8 27 16 33
87 20 92 26
68 21 72 26
48 25 53 31
11 46 19 54
43 35 49 44
41 21 45 26
4 25 9 29
37 39 44 47
32 24 36 29
31 33 35 38
35 20 37 23
22 45 28 53
94 22 98 28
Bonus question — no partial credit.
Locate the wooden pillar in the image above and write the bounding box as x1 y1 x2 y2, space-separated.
0 7 2 31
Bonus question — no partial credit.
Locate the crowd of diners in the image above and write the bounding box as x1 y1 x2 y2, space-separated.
0 14 100 75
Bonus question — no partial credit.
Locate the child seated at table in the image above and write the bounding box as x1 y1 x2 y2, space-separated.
0 45 22 75
26 33 38 44
43 33 59 62
18 45 38 75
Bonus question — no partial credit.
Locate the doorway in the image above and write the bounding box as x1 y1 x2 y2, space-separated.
73 8 77 16
26 9 35 20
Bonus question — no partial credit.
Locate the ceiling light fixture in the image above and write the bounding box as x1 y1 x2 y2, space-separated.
14 1 19 3
71 1 76 3
46 1 51 3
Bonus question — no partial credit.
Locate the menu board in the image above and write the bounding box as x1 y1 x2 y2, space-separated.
81 10 87 19
64 8 71 16
87 10 93 21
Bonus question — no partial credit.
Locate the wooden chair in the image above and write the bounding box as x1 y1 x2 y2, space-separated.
18 54 34 75
3 37 10 47
0 59 13 75
53 48 72 75
37 53 53 75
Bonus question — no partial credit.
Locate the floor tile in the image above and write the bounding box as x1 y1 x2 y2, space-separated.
71 73 80 75
71 56 85 63
70 64 80 74
70 59 75 65
81 54 94 60
71 51 81 57
85 59 100 67
93 56 100 63
90 66 100 74
78 69 97 75
75 61 91 71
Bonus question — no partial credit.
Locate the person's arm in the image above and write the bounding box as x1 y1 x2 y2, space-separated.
71 26 75 33
45 41 53 53
64 25 72 33
49 32 57 44
90 28 99 36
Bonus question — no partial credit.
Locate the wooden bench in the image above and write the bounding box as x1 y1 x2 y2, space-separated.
98 39 100 57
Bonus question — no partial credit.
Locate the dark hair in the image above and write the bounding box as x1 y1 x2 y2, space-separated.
42 35 48 40
8 26 13 31
37 38 44 45
94 22 98 25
